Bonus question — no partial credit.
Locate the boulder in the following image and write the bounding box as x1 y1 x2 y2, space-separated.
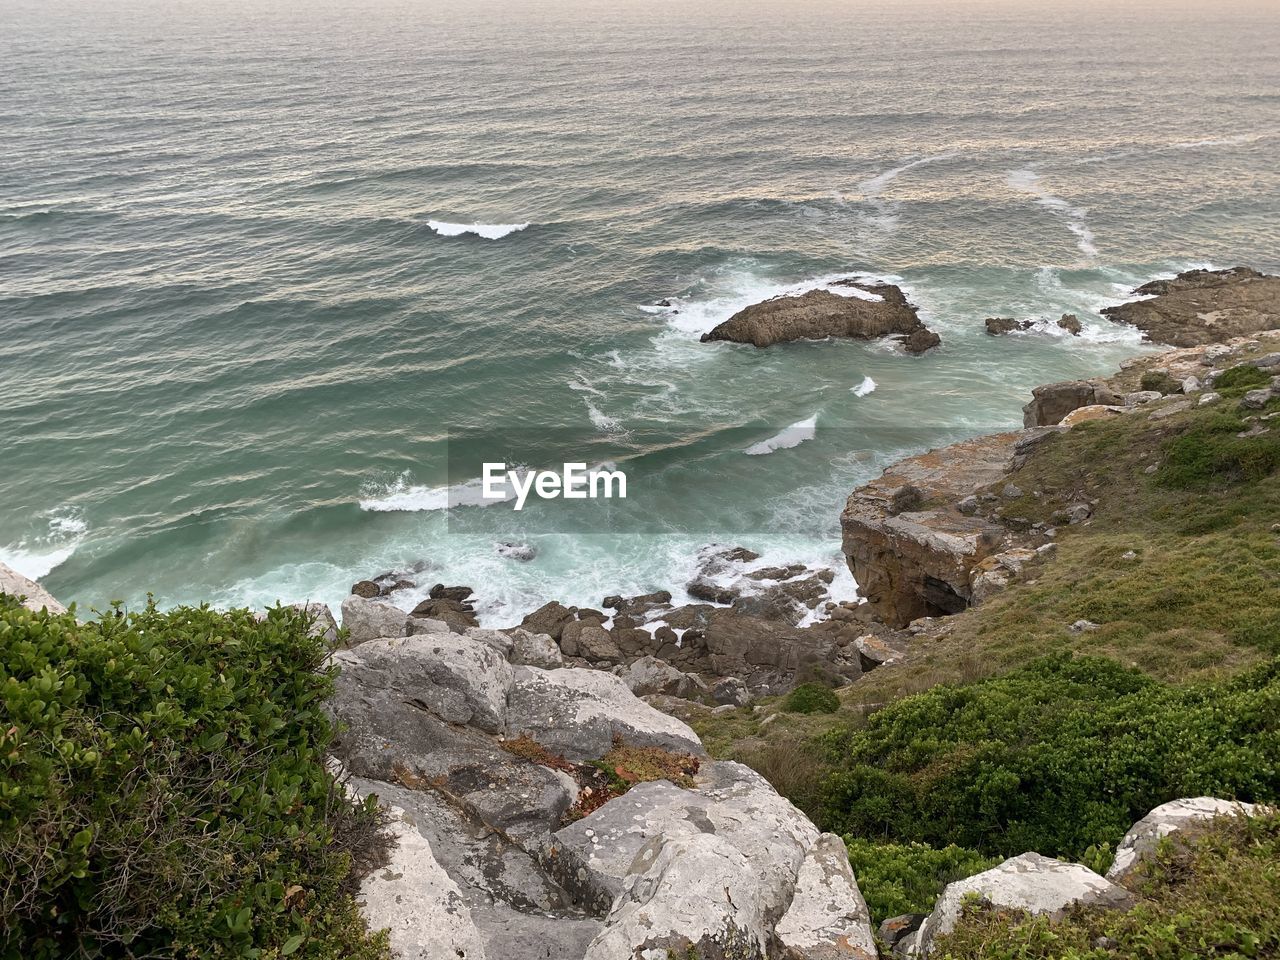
1101 267 1280 346
775 833 877 959
984 317 1032 336
520 600 577 640
1058 314 1083 335
1023 380 1121 427
289 602 338 645
901 328 942 355
408 597 478 631
711 676 751 706
496 540 537 561
332 633 513 734
700 285 937 351
914 853 1130 956
508 628 565 668
0 561 68 615
602 590 672 618
616 655 706 699
687 575 740 604
559 620 622 663
350 579 381 599
505 665 705 762
1106 796 1267 881
340 595 409 644
358 800 488 960
853 634 907 671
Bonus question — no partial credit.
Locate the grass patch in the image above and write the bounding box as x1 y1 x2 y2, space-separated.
933 811 1280 959
0 597 390 960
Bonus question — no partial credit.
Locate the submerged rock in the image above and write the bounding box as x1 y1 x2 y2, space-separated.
700 285 939 352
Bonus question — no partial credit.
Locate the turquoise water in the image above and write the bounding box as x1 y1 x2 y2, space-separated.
3 0 1279 623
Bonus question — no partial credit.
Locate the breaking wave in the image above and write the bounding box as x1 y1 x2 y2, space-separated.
427 220 530 240
744 414 818 456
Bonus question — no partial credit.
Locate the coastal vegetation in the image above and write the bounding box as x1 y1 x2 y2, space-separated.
0 599 388 959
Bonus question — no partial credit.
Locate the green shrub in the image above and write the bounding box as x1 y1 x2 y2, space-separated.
844 839 998 925
1158 411 1280 489
0 596 390 960
1214 364 1272 392
932 811 1280 959
818 654 1280 861
783 682 840 715
1139 370 1182 395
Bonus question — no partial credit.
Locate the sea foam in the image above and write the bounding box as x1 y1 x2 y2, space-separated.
427 220 530 240
744 414 818 456
851 376 878 397
1007 169 1098 258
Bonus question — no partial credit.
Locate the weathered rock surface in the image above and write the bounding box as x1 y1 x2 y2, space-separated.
340 594 409 644
0 561 68 615
1106 796 1268 881
775 833 877 959
1101 266 1280 346
840 431 1035 627
700 284 939 352
984 317 1032 336
914 853 1130 956
1023 379 1122 427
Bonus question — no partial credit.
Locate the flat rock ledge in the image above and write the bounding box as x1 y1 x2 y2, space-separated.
1101 266 1280 347
330 600 878 960
700 282 940 353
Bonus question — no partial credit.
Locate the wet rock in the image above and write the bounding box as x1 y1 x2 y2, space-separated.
559 620 622 663
520 600 577 640
1058 313 1083 335
602 589 672 618
687 576 740 604
496 541 537 561
985 317 1032 336
351 579 381 599
700 285 936 351
901 327 942 355
1101 267 1280 346
409 597 478 631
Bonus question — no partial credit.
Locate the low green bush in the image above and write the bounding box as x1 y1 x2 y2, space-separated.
819 654 1280 861
1139 370 1182 395
0 596 390 960
932 811 1280 959
783 682 840 715
1213 364 1272 392
844 838 998 926
1158 410 1280 490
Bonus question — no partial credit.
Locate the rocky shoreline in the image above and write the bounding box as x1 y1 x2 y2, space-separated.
4 266 1278 959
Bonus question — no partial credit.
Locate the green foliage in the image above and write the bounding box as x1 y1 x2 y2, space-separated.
819 654 1280 861
1158 410 1280 490
0 596 390 960
1139 370 1182 395
1214 364 1272 392
932 811 1280 959
783 682 840 715
844 838 998 925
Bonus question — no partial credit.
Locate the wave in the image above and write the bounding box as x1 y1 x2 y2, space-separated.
359 471 519 512
584 399 622 432
0 507 88 580
744 414 818 456
427 220 529 240
1007 168 1097 259
567 375 604 396
859 152 959 199
851 376 878 397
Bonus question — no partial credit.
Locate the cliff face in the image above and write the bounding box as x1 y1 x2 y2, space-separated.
0 561 66 615
839 431 1050 627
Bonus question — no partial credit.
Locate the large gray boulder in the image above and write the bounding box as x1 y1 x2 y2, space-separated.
553 761 816 912
340 594 409 644
332 633 512 733
508 627 565 668
775 833 877 959
505 665 704 762
1107 796 1267 881
914 853 1129 956
615 655 707 699
0 561 67 615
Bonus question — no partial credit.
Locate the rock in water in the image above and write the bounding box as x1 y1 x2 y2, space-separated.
1058 313 1083 335
700 286 939 351
984 317 1032 336
1101 266 1280 346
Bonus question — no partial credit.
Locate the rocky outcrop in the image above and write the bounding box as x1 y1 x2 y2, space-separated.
984 317 1031 336
1022 379 1121 427
329 610 876 960
1106 796 1268 881
1101 266 1280 346
700 283 940 353
0 561 68 615
912 853 1130 956
839 431 1051 627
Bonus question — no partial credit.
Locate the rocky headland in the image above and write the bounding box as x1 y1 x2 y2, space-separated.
5 265 1279 959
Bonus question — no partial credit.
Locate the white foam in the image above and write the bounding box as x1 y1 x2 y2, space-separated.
744 414 818 456
860 152 958 199
567 375 603 396
359 471 520 512
851 376 877 397
0 507 88 580
1007 168 1098 259
585 399 622 432
427 220 529 240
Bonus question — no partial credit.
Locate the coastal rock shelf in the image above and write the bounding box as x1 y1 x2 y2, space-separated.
1101 266 1280 347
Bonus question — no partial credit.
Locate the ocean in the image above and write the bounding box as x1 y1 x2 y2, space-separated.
3 0 1279 624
